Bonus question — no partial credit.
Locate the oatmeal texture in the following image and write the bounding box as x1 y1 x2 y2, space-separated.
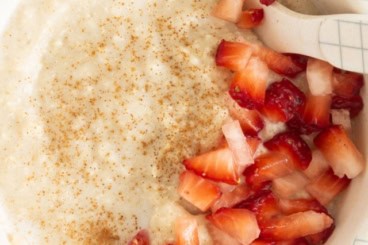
0 0 319 244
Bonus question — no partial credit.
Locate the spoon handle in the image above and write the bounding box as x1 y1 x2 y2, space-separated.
310 0 368 14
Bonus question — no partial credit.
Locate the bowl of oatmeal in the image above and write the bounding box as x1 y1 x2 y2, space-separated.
0 0 366 244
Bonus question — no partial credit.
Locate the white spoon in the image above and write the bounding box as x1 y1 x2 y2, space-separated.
244 0 368 74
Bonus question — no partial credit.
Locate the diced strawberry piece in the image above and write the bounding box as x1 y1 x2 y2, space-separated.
207 208 260 244
306 59 333 96
211 184 251 212
285 54 308 71
331 95 363 118
264 132 312 170
212 0 244 23
278 198 327 215
251 240 276 245
175 216 199 245
223 120 254 169
286 115 320 135
183 147 239 184
306 169 351 205
225 92 265 135
302 94 332 130
237 9 264 29
305 223 335 245
276 238 309 245
128 230 150 245
272 171 310 199
332 69 364 98
235 190 279 226
260 0 276 6
260 211 333 241
207 224 241 245
247 136 262 156
229 57 269 110
263 78 306 122
303 150 330 180
314 125 364 178
216 40 253 71
178 171 221 212
244 152 295 188
250 44 305 77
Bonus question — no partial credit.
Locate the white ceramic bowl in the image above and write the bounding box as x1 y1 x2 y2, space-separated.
0 1 366 244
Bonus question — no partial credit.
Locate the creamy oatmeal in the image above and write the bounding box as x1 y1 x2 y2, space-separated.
0 0 318 244
0 0 251 244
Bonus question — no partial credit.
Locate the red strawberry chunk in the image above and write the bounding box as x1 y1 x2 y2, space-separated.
303 150 330 180
222 120 254 169
235 190 280 226
278 198 327 215
247 136 262 156
302 94 332 130
244 152 295 188
331 95 363 118
286 115 321 135
276 238 309 245
237 9 264 29
225 92 265 135
207 224 241 245
211 184 251 212
314 125 364 178
260 211 333 241
306 58 333 96
175 216 199 245
332 69 364 98
229 57 269 110
128 230 150 245
260 0 276 6
250 43 305 77
212 0 244 23
207 208 261 244
305 223 335 245
272 171 310 199
264 132 312 170
216 40 253 72
251 240 276 245
183 147 240 184
263 78 306 122
178 171 221 212
306 169 351 205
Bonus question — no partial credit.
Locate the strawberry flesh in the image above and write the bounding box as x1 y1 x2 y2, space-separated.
263 78 306 122
175 216 199 245
211 184 251 212
229 57 269 110
260 211 333 241
183 147 239 184
225 92 265 136
244 152 295 188
216 40 253 72
207 208 261 245
305 223 335 245
260 0 276 6
331 95 363 118
332 69 364 98
302 94 332 130
278 198 327 215
314 125 364 179
264 132 312 170
237 9 264 29
128 230 150 245
178 171 221 212
212 0 244 23
306 169 351 205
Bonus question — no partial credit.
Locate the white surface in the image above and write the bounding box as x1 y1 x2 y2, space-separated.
245 0 368 74
0 0 366 244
